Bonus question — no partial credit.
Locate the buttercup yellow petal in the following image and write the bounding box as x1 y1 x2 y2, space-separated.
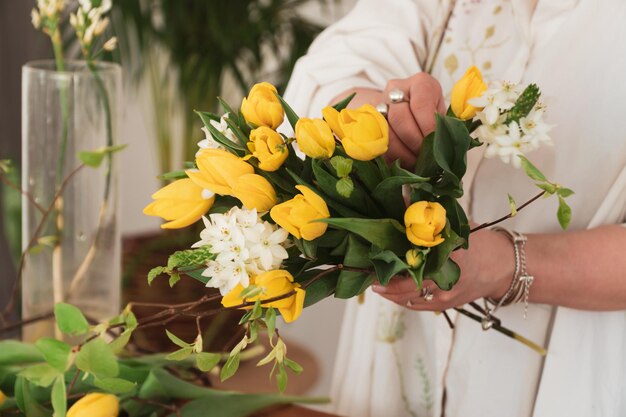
241 82 284 129
232 174 277 212
450 66 487 120
143 179 214 229
322 106 344 139
295 185 330 218
279 286 305 323
404 201 447 248
295 118 335 159
67 393 119 417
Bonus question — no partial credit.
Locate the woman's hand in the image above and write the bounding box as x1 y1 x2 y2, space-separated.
331 72 446 169
371 228 514 311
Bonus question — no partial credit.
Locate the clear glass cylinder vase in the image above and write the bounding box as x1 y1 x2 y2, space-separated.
21 60 121 341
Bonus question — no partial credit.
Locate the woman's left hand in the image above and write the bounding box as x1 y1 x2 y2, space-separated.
372 228 514 311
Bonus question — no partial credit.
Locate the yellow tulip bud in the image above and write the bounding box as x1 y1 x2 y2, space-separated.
241 82 285 129
0 390 6 406
404 201 446 247
247 127 288 172
295 117 335 159
67 393 119 417
321 106 344 139
143 178 215 229
232 174 277 212
325 104 389 161
405 249 424 268
222 270 305 323
270 185 330 241
450 66 487 120
186 148 254 196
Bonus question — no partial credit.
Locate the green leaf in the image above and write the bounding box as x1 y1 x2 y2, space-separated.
536 182 557 194
351 159 384 192
0 341 43 365
35 338 71 372
51 377 66 417
92 377 137 394
557 187 575 198
318 218 409 254
430 115 471 196
506 84 540 124
508 194 518 217
423 223 465 281
429 258 461 291
223 115 251 146
330 156 353 178
77 144 127 168
196 110 246 155
220 352 241 382
335 235 374 299
265 307 277 341
369 248 410 286
75 338 119 379
166 330 193 349
166 347 194 361
147 266 166 285
274 93 300 130
167 246 214 270
54 303 89 336
284 358 304 375
195 352 221 372
276 364 288 393
332 92 356 111
336 177 354 197
15 377 50 417
168 273 181 287
518 155 547 182
18 363 60 387
109 329 133 355
557 196 572 230
158 169 188 181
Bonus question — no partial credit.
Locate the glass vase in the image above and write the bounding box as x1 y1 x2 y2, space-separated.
21 60 122 341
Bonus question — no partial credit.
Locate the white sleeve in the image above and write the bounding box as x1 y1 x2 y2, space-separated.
282 0 453 121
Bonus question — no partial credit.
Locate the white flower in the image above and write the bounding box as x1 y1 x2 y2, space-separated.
194 207 290 295
470 81 519 125
196 113 241 156
102 36 118 52
31 9 42 28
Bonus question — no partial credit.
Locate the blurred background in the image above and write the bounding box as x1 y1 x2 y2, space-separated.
0 0 358 399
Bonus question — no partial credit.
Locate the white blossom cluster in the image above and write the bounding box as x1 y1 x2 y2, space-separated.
70 0 117 52
470 81 552 168
197 113 241 156
193 207 290 295
31 0 65 32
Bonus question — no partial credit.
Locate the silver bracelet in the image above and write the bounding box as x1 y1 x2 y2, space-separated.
482 227 534 330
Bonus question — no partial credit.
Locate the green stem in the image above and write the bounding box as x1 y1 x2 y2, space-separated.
52 31 69 192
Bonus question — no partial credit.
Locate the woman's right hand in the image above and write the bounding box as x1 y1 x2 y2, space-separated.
332 72 446 169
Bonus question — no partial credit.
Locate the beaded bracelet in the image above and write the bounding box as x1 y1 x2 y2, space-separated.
482 227 534 330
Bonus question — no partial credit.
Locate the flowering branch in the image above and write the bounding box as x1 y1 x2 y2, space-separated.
469 190 545 233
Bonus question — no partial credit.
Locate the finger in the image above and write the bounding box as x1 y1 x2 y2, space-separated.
384 125 416 169
372 276 420 295
408 74 444 136
387 102 424 154
375 292 447 311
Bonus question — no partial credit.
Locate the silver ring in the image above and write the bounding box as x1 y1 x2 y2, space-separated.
375 102 388 117
406 299 413 308
421 287 434 302
388 88 405 103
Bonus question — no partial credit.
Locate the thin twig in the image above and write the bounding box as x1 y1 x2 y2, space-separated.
0 311 55 335
470 191 546 233
1 164 86 320
67 369 81 397
0 173 46 213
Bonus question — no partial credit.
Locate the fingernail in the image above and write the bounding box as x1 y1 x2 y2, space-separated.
371 284 385 293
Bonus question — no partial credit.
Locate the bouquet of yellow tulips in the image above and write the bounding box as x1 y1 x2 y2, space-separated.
144 67 571 388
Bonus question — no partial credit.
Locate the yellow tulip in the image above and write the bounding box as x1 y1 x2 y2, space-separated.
241 82 285 129
186 148 254 196
143 178 215 229
405 248 424 268
222 270 305 323
450 66 488 120
404 201 446 247
0 390 6 406
232 174 278 212
323 104 388 161
67 393 119 417
295 117 335 159
247 127 289 172
270 185 330 241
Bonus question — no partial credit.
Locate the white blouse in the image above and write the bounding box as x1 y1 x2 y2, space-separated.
284 1 626 416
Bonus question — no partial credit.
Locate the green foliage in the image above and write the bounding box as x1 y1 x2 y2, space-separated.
54 303 89 336
75 338 119 379
319 218 409 254
335 235 373 299
332 92 356 111
369 247 410 286
35 338 71 372
506 84 540 124
195 353 221 373
275 93 300 130
77 144 127 168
